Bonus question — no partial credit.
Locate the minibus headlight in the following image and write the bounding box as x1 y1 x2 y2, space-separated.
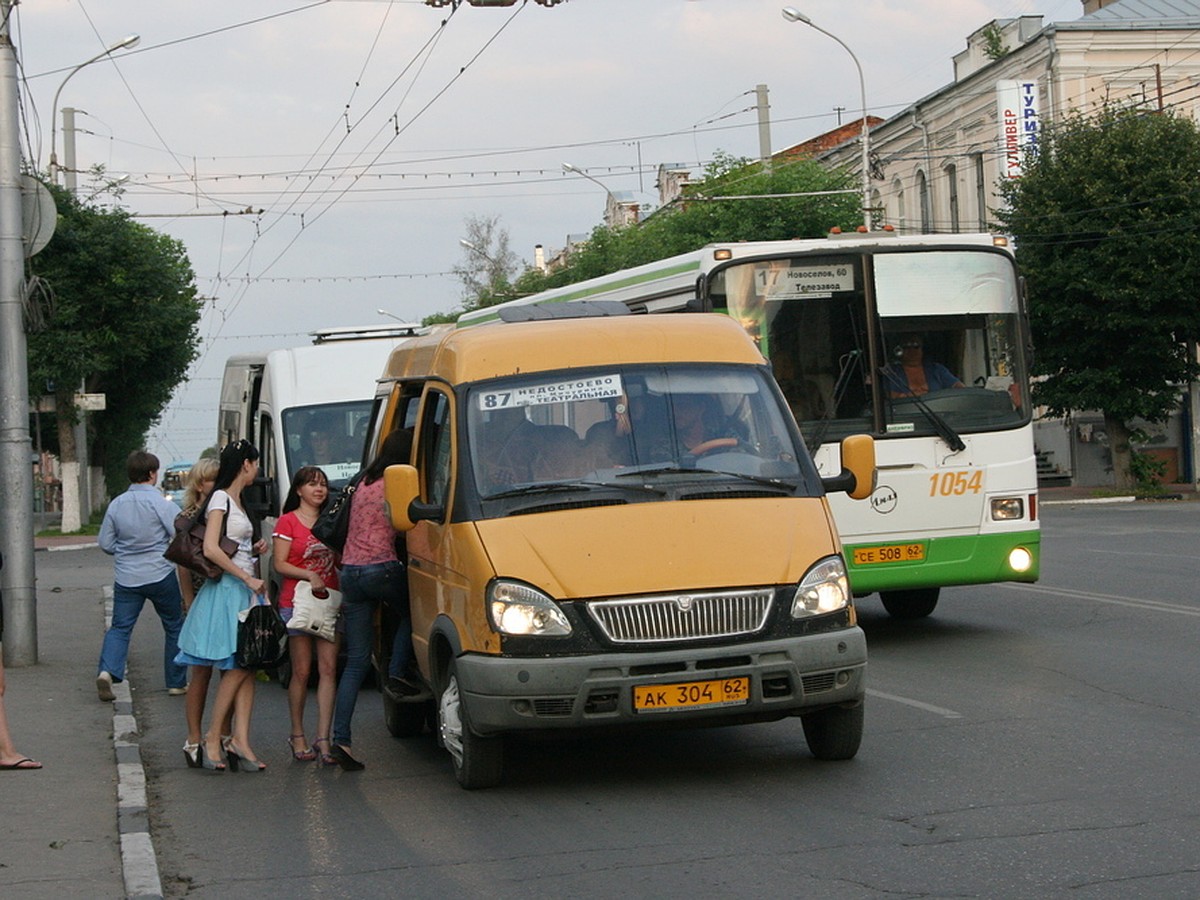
487 580 572 637
791 556 850 617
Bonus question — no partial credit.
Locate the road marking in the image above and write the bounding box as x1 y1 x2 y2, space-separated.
997 582 1200 617
867 689 963 719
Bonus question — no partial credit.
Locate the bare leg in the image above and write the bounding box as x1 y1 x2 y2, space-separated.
228 672 261 766
0 655 40 768
315 636 339 747
287 634 313 755
185 665 213 746
203 667 250 764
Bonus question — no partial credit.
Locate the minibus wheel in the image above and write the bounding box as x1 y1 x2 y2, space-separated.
438 659 504 789
801 703 864 760
879 587 940 619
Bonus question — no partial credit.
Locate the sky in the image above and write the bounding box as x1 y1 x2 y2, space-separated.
16 0 1083 468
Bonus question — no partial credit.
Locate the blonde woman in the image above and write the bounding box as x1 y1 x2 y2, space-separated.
175 458 223 769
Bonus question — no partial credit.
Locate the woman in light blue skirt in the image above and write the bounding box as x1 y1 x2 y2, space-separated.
176 440 268 772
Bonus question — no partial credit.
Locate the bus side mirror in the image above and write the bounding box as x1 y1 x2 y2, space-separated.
821 434 876 500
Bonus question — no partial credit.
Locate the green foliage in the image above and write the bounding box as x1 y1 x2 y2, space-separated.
524 154 857 295
1130 450 1167 491
996 108 1200 425
980 24 1008 61
27 185 202 495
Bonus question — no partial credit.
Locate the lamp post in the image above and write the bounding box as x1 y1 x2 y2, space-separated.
780 8 871 230
562 162 624 227
48 33 140 186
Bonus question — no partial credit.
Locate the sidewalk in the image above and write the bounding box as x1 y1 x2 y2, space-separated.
1038 481 1197 505
0 557 127 898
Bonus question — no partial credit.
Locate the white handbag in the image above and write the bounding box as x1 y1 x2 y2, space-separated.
289 581 343 643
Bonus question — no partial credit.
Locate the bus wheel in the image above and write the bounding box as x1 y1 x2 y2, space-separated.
801 703 864 760
438 659 503 789
880 587 940 619
383 690 428 738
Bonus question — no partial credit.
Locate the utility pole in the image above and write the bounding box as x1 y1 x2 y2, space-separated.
61 106 91 526
755 84 772 164
0 0 39 665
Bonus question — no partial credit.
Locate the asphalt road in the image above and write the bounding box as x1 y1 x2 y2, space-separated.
94 500 1200 898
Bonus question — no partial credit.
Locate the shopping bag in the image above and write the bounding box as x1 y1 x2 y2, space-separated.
235 597 289 669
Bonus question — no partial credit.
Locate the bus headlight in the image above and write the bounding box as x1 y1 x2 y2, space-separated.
791 556 850 617
991 497 1025 520
487 580 572 636
1008 547 1033 573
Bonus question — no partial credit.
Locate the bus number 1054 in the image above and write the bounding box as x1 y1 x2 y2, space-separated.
929 470 983 497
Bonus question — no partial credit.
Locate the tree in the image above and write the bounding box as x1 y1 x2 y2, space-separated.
509 152 858 299
996 108 1200 489
452 214 522 310
26 185 202 525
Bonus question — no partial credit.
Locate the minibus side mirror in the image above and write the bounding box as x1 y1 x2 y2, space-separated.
383 464 442 530
821 434 876 500
244 474 277 519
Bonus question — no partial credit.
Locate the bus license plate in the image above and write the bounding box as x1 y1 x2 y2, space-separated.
852 543 926 565
633 677 750 713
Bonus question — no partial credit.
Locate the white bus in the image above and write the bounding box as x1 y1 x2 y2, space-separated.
459 232 1039 618
219 324 422 597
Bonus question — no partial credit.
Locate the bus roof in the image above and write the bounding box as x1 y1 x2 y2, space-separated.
457 232 1013 328
380 312 764 387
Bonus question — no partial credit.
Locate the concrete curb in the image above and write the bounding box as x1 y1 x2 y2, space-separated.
35 540 100 552
101 586 165 900
1040 495 1137 506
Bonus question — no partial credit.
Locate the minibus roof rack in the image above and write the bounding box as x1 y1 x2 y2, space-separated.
310 324 422 344
497 300 631 323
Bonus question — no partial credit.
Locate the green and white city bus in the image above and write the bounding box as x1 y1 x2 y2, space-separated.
459 231 1039 618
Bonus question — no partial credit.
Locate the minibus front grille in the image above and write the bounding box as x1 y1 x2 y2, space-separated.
586 589 773 643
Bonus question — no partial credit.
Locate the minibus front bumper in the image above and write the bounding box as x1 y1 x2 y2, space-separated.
453 628 867 735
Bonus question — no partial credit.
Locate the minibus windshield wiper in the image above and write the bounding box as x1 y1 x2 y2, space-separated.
615 466 797 492
485 480 665 501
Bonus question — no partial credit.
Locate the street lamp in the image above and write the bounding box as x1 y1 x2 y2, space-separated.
48 33 140 186
459 238 501 267
780 9 871 230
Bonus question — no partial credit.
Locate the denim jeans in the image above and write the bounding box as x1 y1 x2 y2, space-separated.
98 572 188 689
333 560 406 747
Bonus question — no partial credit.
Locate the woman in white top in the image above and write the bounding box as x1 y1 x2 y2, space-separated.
176 440 268 773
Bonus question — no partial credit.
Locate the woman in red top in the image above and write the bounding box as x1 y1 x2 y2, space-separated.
272 466 339 764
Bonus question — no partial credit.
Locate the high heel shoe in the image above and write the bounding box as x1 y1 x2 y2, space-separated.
225 741 266 773
329 744 365 771
183 741 201 769
313 737 337 768
199 742 226 772
288 734 316 762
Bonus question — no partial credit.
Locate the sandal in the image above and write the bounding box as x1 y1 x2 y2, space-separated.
183 741 201 769
288 734 316 762
312 737 337 767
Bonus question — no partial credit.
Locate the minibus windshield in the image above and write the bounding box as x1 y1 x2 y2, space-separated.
467 364 813 501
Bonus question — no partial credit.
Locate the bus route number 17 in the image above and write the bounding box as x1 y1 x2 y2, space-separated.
929 470 983 497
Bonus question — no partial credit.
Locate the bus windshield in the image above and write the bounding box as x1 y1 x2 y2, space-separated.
466 364 814 502
713 247 1028 446
282 401 372 486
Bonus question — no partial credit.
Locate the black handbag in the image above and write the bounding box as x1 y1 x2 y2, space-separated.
164 499 239 581
311 471 364 554
236 599 289 669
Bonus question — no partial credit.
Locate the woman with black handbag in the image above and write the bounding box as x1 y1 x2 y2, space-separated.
175 440 269 773
329 428 413 771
